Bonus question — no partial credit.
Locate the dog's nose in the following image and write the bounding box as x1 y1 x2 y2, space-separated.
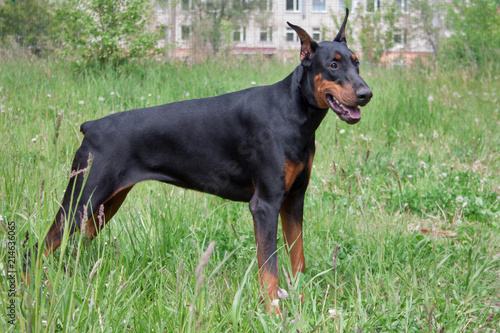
356 88 373 106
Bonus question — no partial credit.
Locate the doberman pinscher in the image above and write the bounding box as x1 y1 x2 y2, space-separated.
29 9 371 311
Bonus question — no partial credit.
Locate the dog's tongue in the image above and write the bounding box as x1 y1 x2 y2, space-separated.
326 94 361 124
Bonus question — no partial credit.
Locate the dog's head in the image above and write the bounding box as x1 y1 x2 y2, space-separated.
288 9 372 124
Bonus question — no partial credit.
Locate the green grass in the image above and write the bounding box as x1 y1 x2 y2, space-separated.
1 58 499 332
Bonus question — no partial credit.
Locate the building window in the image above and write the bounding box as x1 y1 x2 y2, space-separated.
394 29 407 45
181 0 192 11
395 0 407 13
312 27 321 41
286 28 298 42
233 0 250 11
233 26 246 42
338 0 345 12
312 0 326 12
259 0 273 11
181 25 191 40
260 27 273 42
366 0 380 13
286 0 299 12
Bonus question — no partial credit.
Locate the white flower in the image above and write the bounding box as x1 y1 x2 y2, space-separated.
407 175 413 179
433 130 439 139
455 176 459 181
79 100 84 105
110 92 115 95
271 299 280 308
148 94 152 97
184 92 190 97
277 287 289 299
251 81 256 85
98 96 105 102
419 161 428 169
47 94 51 98
339 129 345 134
328 309 340 318
427 95 434 102
456 196 464 203
419 133 424 138
31 137 37 142
463 202 468 208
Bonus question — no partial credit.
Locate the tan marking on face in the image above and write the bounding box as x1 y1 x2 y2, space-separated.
313 73 358 108
351 54 357 62
334 54 342 61
283 160 305 193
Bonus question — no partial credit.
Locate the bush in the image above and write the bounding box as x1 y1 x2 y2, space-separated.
441 0 500 65
0 0 56 56
55 0 162 68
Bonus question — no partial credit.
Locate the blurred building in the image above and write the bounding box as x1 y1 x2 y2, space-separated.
154 0 445 64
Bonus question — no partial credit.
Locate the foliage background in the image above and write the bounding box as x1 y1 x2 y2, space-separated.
0 0 499 331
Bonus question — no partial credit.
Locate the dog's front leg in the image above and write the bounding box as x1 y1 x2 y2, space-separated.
249 193 281 313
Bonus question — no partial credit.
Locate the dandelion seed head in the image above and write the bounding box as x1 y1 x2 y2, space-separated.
79 100 84 105
277 287 289 299
98 96 105 102
328 309 340 318
140 96 145 100
456 196 464 203
427 95 434 102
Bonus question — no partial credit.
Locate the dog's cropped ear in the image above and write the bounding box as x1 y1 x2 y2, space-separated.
287 22 318 66
334 8 349 45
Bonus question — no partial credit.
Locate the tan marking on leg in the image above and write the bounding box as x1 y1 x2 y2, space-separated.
83 185 133 239
283 160 305 193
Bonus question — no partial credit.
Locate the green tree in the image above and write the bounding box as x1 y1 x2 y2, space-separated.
408 0 445 57
443 0 500 65
358 2 397 64
0 0 56 55
186 0 261 55
55 0 162 67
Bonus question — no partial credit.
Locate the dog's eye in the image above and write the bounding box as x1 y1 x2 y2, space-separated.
331 62 339 70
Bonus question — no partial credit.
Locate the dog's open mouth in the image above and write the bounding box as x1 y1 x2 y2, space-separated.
326 93 361 124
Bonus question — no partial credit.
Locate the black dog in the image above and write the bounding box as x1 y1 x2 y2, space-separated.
33 9 371 311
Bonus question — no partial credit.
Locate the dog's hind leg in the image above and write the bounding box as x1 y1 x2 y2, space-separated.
44 144 135 256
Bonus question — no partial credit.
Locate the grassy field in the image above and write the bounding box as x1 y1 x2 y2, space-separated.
0 58 499 332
